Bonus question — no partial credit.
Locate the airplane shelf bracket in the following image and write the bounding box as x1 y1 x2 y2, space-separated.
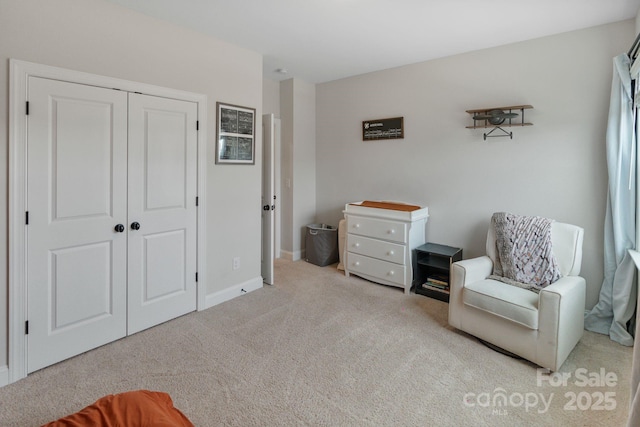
465 104 533 140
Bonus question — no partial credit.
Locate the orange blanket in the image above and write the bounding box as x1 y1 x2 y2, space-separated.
42 390 193 427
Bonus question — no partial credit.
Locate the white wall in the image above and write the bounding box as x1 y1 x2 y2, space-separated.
316 20 636 309
292 80 317 255
280 78 317 259
263 78 281 118
280 80 295 257
0 0 263 371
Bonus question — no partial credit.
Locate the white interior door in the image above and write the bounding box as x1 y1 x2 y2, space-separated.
262 114 275 285
127 93 198 334
26 77 128 373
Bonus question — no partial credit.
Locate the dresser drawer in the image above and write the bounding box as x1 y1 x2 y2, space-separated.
346 252 406 286
346 234 406 264
346 216 407 243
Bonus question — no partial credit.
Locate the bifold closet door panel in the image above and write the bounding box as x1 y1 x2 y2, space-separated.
26 77 128 373
126 93 198 335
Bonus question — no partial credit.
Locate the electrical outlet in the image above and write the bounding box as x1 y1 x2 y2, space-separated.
233 257 240 270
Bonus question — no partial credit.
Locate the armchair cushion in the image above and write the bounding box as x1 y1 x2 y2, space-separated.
464 279 539 329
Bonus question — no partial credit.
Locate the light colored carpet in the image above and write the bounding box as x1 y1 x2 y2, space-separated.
0 259 633 426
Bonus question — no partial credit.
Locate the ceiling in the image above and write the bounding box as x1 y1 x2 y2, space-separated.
105 0 640 83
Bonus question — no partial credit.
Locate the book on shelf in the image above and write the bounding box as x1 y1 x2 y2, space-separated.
426 274 448 286
421 282 450 293
424 281 447 289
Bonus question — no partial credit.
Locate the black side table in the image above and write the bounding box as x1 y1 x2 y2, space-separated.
414 243 462 302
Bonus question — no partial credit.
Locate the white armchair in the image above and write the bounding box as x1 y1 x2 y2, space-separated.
448 221 586 371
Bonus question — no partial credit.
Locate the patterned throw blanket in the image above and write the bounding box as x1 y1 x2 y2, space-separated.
488 212 561 293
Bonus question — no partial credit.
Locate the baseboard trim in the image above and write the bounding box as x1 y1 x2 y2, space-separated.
0 365 8 387
204 276 263 309
280 249 303 261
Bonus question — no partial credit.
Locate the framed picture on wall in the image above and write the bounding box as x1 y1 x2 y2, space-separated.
216 102 256 164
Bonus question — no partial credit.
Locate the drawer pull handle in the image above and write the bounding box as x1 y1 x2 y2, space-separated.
388 270 395 276
354 261 360 267
388 229 395 234
354 223 360 229
387 250 394 256
354 243 360 248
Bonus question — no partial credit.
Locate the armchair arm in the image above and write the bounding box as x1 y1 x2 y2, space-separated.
538 276 586 327
449 256 493 329
538 276 586 371
450 256 493 289
539 275 585 300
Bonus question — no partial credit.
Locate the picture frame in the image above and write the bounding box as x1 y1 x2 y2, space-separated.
215 102 256 164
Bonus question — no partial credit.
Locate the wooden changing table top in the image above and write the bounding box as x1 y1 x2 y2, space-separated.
350 201 422 212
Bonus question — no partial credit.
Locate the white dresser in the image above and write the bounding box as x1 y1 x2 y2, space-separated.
343 201 429 294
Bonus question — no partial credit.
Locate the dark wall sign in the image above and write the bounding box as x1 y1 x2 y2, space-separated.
362 117 404 141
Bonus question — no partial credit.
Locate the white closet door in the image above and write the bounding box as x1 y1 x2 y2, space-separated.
26 77 128 373
127 93 198 334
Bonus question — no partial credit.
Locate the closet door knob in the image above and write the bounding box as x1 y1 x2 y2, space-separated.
114 224 125 233
131 222 141 230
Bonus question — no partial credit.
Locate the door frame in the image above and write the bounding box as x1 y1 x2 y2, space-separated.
273 118 282 260
8 59 208 384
